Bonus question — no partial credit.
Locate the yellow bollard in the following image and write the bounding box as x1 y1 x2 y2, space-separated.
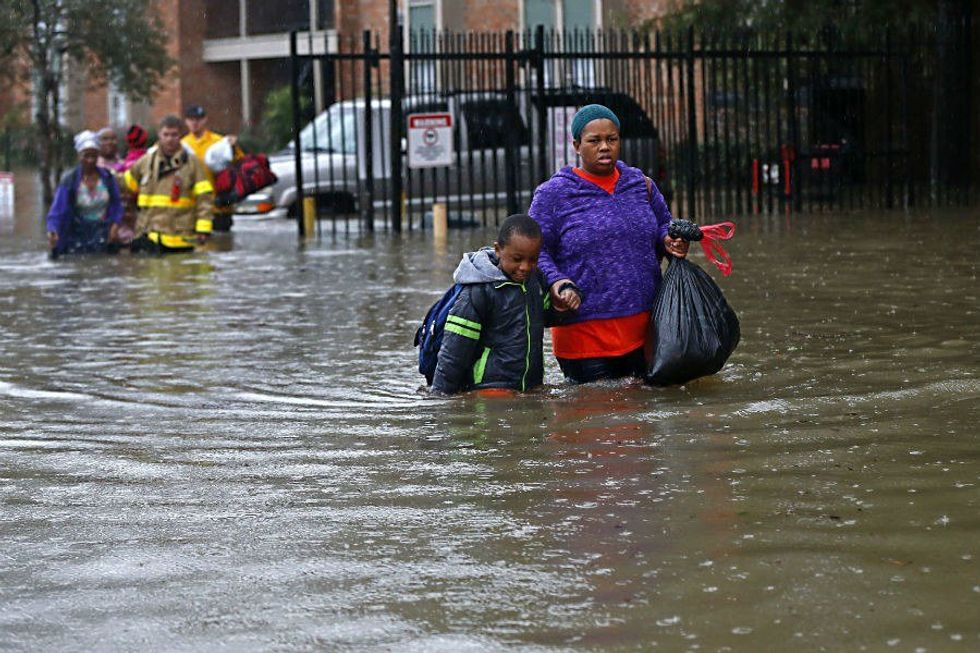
399 192 408 232
432 202 448 256
302 197 316 238
432 202 448 241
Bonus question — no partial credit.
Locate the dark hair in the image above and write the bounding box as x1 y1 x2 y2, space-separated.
496 214 541 247
159 114 182 130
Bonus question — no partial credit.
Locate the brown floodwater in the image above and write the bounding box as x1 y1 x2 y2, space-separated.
1 177 978 651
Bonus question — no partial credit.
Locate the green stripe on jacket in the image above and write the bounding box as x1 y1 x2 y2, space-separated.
445 322 480 340
447 315 481 332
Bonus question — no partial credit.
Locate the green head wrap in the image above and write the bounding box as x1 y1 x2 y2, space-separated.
570 104 621 140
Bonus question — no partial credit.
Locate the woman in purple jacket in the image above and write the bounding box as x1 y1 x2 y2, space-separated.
45 131 123 258
528 104 689 383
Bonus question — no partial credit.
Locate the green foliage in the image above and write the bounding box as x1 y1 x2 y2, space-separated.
261 85 312 152
2 104 54 168
0 1 174 99
234 86 312 154
235 126 274 156
69 2 175 102
658 0 938 42
2 126 36 168
0 0 175 204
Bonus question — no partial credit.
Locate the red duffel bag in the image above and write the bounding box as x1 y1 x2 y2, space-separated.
213 154 278 207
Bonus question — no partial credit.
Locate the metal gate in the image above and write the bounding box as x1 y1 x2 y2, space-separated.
288 22 970 235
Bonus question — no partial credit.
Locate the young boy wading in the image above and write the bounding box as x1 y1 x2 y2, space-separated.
431 215 554 395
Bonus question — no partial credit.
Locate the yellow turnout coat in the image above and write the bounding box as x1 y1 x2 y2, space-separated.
124 146 214 250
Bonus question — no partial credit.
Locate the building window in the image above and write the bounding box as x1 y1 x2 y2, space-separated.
246 0 310 36
562 0 594 31
524 0 597 32
525 1 599 88
107 84 129 127
408 0 438 93
204 0 240 39
524 0 557 30
317 0 334 30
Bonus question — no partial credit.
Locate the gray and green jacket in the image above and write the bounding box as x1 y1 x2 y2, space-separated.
431 247 549 395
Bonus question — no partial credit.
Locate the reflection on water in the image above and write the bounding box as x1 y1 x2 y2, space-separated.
1 208 978 651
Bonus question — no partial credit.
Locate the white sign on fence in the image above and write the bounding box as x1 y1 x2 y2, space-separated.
407 113 454 169
0 172 14 223
549 106 579 173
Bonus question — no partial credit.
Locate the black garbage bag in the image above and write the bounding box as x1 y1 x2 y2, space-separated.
644 256 740 386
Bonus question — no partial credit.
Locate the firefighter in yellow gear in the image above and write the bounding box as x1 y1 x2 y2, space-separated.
182 104 242 231
124 114 214 253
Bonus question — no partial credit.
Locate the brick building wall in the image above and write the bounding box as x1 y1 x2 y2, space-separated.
67 0 244 135
60 0 678 139
338 1 668 36
337 0 392 45
452 0 521 31
168 0 243 133
603 0 672 28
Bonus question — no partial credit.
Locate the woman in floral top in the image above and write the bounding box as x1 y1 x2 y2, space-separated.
45 131 123 257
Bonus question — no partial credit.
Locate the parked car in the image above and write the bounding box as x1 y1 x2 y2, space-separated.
237 88 669 219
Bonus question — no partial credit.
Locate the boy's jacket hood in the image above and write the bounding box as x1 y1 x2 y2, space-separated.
452 247 509 285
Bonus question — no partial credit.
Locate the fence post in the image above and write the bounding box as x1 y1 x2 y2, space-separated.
290 31 306 238
505 30 519 217
389 23 404 233
885 29 895 210
685 26 698 220
363 30 376 231
785 31 801 212
901 41 913 209
534 26 548 186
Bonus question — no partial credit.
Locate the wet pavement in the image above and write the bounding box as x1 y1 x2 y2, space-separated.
1 180 978 651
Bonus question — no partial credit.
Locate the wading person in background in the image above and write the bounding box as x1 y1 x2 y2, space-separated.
528 104 689 384
46 130 123 258
430 214 550 396
124 114 214 253
120 124 149 172
96 127 122 171
114 124 151 246
181 105 241 232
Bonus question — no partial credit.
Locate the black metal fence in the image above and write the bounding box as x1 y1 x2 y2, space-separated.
288 22 973 235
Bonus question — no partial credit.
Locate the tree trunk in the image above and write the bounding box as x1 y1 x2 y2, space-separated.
51 69 64 193
35 75 55 209
30 0 55 209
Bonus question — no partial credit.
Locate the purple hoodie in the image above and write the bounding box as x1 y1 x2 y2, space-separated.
528 161 673 324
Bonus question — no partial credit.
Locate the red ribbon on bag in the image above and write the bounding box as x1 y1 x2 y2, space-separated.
697 222 736 277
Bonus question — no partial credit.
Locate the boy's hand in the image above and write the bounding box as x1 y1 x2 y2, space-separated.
47 231 58 249
550 279 582 311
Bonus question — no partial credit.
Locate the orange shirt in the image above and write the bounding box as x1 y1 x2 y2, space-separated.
552 311 650 359
553 167 644 360
573 166 620 194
